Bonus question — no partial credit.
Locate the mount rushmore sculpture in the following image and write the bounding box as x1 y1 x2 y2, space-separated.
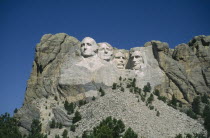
15 33 210 137
80 36 151 71
58 36 164 103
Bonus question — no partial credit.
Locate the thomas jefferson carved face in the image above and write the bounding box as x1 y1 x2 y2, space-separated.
98 43 113 61
131 50 144 70
81 37 98 58
113 51 127 69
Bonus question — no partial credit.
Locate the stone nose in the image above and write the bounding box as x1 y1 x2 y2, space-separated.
119 58 124 62
84 44 88 50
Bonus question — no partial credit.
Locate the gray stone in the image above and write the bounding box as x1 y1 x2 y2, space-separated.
52 107 72 126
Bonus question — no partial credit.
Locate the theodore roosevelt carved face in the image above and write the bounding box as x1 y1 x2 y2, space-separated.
81 37 98 58
98 42 113 61
113 51 127 69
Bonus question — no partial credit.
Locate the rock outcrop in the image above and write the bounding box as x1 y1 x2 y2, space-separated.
15 33 210 137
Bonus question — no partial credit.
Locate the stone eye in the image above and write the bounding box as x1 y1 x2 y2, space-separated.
81 43 85 47
87 43 91 46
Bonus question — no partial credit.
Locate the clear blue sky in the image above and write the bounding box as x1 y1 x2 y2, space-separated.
0 0 210 115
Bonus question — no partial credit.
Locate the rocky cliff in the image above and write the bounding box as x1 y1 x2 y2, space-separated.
15 33 210 138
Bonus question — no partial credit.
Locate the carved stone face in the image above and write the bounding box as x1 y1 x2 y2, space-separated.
98 43 113 61
131 51 144 70
113 51 127 69
81 37 98 57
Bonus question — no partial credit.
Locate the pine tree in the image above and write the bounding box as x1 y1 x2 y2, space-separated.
62 129 68 138
14 108 18 113
73 111 82 124
192 96 201 115
202 94 209 104
112 83 117 90
99 87 105 96
70 125 76 132
92 96 96 101
147 94 154 104
131 78 136 87
28 119 46 138
154 89 160 97
50 119 56 128
123 127 138 138
171 95 177 106
156 111 160 117
0 113 23 138
55 135 60 138
143 82 151 92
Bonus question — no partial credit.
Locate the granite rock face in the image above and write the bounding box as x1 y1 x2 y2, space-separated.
151 37 210 103
15 33 210 137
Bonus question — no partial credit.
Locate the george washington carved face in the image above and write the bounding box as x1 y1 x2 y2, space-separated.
98 43 113 61
81 37 98 58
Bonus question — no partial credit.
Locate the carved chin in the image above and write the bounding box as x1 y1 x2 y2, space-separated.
117 64 125 69
133 65 141 70
102 56 111 60
82 51 96 57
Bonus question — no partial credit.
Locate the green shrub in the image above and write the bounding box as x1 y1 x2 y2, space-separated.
204 105 210 136
64 100 75 115
29 119 46 138
147 94 154 104
143 82 151 93
154 89 160 97
92 96 96 101
158 96 167 103
171 95 177 106
156 111 160 117
192 96 201 115
123 127 138 138
0 113 23 138
82 116 130 138
99 87 105 96
70 125 76 132
62 129 68 138
73 111 82 124
50 119 56 128
126 84 131 88
175 134 183 138
112 83 117 90
55 134 60 138
121 87 125 92
141 95 145 102
203 105 210 118
79 100 86 107
59 123 63 129
14 108 18 113
54 96 58 101
149 105 154 110
186 109 197 119
131 78 136 88
201 94 209 104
